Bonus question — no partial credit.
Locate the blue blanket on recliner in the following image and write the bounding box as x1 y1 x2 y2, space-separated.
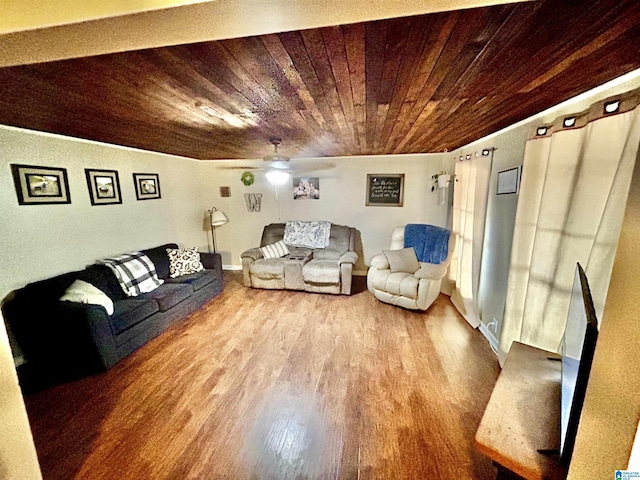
404 224 450 264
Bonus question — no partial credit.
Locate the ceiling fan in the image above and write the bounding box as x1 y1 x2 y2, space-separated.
216 137 334 173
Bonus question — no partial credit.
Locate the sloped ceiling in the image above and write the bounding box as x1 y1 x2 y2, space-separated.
0 0 638 160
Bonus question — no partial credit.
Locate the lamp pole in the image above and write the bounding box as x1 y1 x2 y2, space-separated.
207 207 228 253
209 209 217 253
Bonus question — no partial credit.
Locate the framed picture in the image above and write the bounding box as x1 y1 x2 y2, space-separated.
11 164 71 205
293 177 320 200
133 173 161 200
366 174 404 207
497 167 520 195
220 186 231 198
85 168 122 205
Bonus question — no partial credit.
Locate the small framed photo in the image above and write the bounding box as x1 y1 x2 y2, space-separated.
366 174 404 207
133 173 161 200
293 177 320 200
11 164 71 205
497 167 520 195
220 186 231 197
85 169 122 205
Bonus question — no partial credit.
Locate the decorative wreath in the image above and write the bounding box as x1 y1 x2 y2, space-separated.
240 171 255 186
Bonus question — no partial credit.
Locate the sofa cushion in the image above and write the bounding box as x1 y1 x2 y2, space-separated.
302 259 340 284
142 243 178 280
79 264 127 302
60 280 114 315
261 223 286 247
111 299 160 335
288 247 313 259
165 269 216 291
327 224 351 254
249 258 285 280
372 271 419 299
167 247 205 278
138 283 193 312
414 262 448 280
260 240 290 259
313 248 341 260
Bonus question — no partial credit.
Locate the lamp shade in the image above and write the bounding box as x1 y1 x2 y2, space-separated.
210 210 228 226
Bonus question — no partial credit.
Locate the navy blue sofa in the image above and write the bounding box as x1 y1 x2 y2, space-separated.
3 243 223 389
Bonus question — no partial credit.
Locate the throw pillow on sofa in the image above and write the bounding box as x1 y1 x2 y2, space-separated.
167 247 205 278
60 280 115 315
383 247 421 274
260 240 290 259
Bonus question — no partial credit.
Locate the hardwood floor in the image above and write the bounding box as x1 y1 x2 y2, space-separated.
24 273 501 479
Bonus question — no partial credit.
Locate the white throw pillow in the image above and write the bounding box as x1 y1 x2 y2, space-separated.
383 247 421 274
167 247 204 278
260 240 290 259
60 280 114 315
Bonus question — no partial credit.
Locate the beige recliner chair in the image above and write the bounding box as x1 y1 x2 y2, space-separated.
367 225 455 311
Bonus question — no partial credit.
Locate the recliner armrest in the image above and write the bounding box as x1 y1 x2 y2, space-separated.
370 254 390 270
338 251 358 265
414 262 448 280
241 247 263 261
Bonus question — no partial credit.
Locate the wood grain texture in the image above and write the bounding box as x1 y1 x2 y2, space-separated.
24 273 500 479
0 0 639 160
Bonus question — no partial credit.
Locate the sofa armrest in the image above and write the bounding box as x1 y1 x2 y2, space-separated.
338 251 358 265
241 247 263 261
58 302 119 370
370 254 390 270
414 262 448 280
200 252 222 272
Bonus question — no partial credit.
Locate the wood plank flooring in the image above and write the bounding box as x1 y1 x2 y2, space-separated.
24 273 501 479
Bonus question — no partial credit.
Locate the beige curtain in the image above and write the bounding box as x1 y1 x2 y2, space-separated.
499 89 640 365
449 154 492 328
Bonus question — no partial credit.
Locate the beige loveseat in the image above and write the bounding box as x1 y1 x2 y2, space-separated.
241 223 358 295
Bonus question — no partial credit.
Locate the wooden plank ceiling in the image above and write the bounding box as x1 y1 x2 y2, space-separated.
0 0 638 160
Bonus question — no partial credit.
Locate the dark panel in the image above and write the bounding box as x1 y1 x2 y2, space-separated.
0 0 638 159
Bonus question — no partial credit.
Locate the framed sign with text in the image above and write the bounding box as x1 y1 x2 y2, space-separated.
366 174 404 207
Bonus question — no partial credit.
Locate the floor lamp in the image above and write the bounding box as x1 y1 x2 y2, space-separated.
208 207 228 253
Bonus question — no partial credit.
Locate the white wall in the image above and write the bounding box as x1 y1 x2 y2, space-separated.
202 154 452 273
0 126 211 300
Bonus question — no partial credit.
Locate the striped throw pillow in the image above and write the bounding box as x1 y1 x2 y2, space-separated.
260 240 290 259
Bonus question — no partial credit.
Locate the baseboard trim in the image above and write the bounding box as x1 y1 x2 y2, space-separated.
478 322 499 356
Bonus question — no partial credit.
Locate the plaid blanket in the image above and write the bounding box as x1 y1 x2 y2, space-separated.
98 252 163 297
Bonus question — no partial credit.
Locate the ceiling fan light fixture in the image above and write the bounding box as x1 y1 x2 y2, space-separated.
265 170 290 186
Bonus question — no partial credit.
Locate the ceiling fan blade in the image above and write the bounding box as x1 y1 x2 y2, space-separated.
286 161 335 173
215 165 266 171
